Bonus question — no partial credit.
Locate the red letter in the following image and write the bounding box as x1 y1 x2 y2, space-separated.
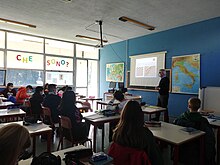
47 60 50 66
16 55 21 61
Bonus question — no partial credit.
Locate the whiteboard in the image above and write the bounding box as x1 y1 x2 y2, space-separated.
199 87 220 113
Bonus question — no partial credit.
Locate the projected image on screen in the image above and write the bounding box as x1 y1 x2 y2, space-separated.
130 51 166 87
135 57 157 78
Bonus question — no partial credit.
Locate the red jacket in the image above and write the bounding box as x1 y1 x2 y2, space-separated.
108 142 151 165
16 87 29 104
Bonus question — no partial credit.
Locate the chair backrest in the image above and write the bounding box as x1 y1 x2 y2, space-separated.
42 107 53 125
60 116 73 141
60 116 72 129
108 142 151 165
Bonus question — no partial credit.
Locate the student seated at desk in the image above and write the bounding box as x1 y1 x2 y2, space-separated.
107 90 128 142
30 86 44 120
0 82 17 98
0 123 31 165
107 90 128 113
43 84 61 123
59 91 90 141
16 85 33 104
109 100 163 165
173 97 216 165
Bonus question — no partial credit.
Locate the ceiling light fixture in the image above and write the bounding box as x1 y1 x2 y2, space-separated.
75 35 108 43
0 18 36 28
119 16 155 31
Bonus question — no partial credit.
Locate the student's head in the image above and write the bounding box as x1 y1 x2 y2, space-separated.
112 101 144 144
188 97 201 112
58 85 68 92
0 123 31 165
64 90 76 103
44 83 49 90
26 85 33 92
35 86 43 95
7 83 14 90
113 90 124 102
159 69 166 77
59 91 76 110
65 86 72 92
48 84 57 93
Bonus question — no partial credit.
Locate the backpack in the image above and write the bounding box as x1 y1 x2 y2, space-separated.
31 152 61 165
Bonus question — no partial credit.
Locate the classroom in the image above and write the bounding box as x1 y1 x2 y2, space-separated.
0 1 220 165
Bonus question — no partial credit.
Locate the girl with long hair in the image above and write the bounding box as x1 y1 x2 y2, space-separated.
111 100 163 165
0 123 31 165
59 91 90 140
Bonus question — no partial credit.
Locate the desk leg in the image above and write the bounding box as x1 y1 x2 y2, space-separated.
173 145 179 165
91 100 94 110
32 136 36 157
217 127 220 165
102 124 105 151
200 135 204 165
149 114 151 121
96 102 98 110
93 125 97 152
47 131 52 153
164 110 169 122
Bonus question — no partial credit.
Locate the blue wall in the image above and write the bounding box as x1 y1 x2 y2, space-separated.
100 17 220 117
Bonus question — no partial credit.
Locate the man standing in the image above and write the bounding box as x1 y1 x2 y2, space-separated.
155 69 169 122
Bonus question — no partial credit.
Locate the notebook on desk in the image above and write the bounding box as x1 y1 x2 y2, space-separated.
180 127 200 134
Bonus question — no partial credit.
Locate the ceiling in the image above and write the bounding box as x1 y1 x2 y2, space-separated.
0 0 220 46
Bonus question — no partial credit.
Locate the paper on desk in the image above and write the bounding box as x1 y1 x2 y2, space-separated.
85 114 104 120
207 118 217 123
25 123 48 131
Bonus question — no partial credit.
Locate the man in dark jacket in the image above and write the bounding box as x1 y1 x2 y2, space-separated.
154 69 169 121
174 97 216 165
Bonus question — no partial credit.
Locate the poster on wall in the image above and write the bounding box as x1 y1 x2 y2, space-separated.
172 54 200 94
106 63 124 82
45 71 73 85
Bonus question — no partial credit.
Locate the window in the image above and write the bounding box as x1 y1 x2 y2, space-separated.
0 51 4 68
75 88 87 97
0 30 99 94
76 44 99 59
0 31 5 48
45 71 73 85
88 60 98 97
0 70 6 86
7 51 44 69
7 33 43 53
46 56 73 71
76 60 87 87
45 39 73 57
6 69 44 86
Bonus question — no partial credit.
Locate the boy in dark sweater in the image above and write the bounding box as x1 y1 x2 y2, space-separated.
174 97 216 165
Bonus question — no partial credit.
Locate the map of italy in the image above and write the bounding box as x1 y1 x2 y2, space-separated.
172 54 200 94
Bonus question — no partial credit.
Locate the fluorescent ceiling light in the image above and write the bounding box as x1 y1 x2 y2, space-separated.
119 16 155 31
75 35 108 43
0 18 36 28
